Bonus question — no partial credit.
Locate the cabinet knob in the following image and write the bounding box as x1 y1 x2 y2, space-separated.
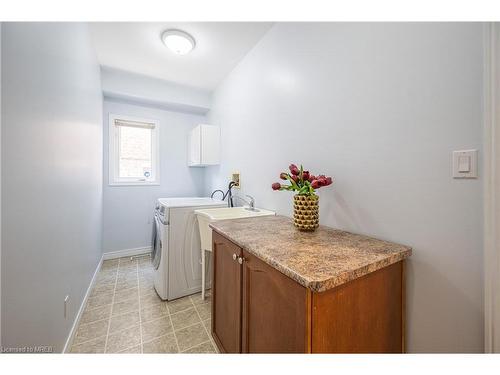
238 256 245 265
232 253 237 261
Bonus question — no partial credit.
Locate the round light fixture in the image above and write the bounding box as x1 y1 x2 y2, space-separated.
161 29 195 55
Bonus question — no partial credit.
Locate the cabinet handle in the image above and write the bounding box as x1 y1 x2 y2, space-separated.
238 256 245 265
232 253 237 261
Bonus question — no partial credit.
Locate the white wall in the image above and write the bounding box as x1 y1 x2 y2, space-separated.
101 67 211 115
1 23 103 352
102 99 206 253
206 23 484 352
0 22 2 347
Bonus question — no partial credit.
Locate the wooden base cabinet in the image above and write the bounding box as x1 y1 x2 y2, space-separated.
211 231 405 353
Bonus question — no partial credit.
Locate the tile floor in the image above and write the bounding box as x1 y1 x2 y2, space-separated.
70 256 217 353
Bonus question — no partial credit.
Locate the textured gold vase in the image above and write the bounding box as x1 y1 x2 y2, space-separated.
293 194 319 231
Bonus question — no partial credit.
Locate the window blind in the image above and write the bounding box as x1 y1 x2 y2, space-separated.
114 118 156 130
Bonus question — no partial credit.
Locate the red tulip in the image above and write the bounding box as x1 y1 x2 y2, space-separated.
279 172 287 180
291 175 299 183
289 164 299 175
272 182 281 190
302 171 310 181
324 177 333 186
311 180 321 189
308 175 316 182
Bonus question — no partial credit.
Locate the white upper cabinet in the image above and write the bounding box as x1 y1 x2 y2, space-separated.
188 124 221 167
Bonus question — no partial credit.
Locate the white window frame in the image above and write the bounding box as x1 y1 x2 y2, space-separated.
108 113 160 186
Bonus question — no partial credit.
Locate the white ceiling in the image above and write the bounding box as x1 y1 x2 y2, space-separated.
89 22 273 91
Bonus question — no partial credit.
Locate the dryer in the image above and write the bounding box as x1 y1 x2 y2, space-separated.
152 197 226 300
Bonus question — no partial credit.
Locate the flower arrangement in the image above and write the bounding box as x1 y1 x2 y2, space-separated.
272 164 333 231
271 164 333 196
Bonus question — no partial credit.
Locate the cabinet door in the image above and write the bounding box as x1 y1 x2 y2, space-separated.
188 125 201 166
212 231 242 353
311 261 403 353
200 124 220 165
241 250 311 353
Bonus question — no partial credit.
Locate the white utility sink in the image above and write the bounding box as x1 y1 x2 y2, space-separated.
196 206 275 221
194 207 276 251
195 206 275 252
195 206 275 300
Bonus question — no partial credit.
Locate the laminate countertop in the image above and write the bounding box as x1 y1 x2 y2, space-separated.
209 215 411 292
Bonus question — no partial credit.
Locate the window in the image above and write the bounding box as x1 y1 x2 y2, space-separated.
109 114 160 185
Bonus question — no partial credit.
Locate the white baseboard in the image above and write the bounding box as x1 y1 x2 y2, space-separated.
102 246 151 260
62 255 103 353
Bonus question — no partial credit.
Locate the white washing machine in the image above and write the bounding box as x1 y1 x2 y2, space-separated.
152 197 226 300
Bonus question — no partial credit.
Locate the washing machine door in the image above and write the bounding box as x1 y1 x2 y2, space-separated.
151 213 162 270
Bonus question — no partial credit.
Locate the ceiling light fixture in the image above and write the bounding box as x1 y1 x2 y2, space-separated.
161 29 196 55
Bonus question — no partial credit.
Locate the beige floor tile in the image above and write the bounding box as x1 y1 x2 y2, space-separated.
190 292 211 305
70 256 222 355
114 286 139 303
73 319 109 345
101 259 119 269
140 269 154 277
118 259 137 269
117 268 137 277
139 275 154 285
142 333 178 353
95 272 117 285
80 304 112 325
118 345 142 354
194 302 211 321
141 316 173 342
138 256 152 265
139 274 154 283
112 297 139 316
140 278 154 287
140 291 165 309
109 311 140 334
115 278 138 291
119 263 138 271
140 304 169 323
94 275 116 287
170 307 201 331
99 267 118 277
175 322 210 352
106 325 141 353
89 283 114 298
139 264 152 273
86 293 113 310
117 273 137 283
182 341 216 353
139 283 156 296
70 336 106 353
138 270 153 277
202 318 211 332
166 296 194 314
117 272 138 281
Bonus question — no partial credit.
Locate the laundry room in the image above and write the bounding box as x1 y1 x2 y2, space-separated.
1 3 499 370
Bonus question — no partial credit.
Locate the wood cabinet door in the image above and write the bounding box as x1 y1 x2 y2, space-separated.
241 250 311 353
212 231 243 353
311 261 403 353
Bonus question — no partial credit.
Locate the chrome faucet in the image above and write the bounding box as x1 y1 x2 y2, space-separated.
231 194 257 211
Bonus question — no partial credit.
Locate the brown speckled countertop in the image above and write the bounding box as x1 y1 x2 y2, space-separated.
210 215 411 293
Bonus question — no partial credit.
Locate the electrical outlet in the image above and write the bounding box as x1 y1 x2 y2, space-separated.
64 295 70 318
231 172 241 188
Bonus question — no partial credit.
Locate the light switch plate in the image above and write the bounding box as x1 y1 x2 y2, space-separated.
453 149 478 178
